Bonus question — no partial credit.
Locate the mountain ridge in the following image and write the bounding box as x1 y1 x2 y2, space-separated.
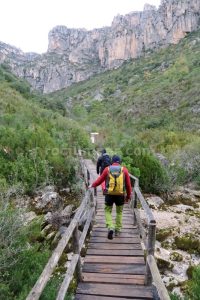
0 0 200 93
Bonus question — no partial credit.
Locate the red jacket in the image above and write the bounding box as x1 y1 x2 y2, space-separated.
92 163 132 199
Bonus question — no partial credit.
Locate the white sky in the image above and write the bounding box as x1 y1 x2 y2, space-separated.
0 0 161 54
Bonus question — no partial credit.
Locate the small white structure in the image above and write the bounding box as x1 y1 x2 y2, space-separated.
90 132 99 144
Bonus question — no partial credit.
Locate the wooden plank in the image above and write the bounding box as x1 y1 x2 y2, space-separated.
84 255 144 264
88 243 142 250
95 218 134 223
96 210 131 214
82 272 145 285
96 210 133 214
92 227 137 233
93 225 135 230
92 226 138 231
76 283 153 299
96 207 132 211
83 263 145 274
86 249 144 256
94 222 134 227
95 219 133 223
75 295 142 300
95 217 134 223
96 212 133 216
91 231 139 237
90 237 140 244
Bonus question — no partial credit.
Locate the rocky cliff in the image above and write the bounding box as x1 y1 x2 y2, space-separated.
0 0 199 93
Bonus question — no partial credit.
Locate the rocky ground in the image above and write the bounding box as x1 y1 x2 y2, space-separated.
144 187 200 297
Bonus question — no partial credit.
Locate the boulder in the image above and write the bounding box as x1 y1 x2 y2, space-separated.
146 196 164 209
34 191 63 213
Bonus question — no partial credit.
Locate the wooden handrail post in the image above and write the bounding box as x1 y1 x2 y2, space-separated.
89 190 96 228
72 225 82 282
87 169 90 186
94 187 97 214
145 220 156 285
132 189 138 225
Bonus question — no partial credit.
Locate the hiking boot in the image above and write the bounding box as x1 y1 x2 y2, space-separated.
107 229 114 240
115 230 121 237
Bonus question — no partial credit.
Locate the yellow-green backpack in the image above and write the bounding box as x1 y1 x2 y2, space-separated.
105 166 125 195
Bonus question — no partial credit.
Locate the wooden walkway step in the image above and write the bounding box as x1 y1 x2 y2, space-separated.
75 159 153 299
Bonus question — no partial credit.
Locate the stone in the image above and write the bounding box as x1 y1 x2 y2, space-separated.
171 287 183 298
46 231 56 241
34 191 63 213
170 251 183 262
41 224 53 237
22 211 37 225
173 204 194 213
146 196 164 209
59 188 71 196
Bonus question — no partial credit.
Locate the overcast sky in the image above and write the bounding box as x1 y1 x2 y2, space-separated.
0 0 161 53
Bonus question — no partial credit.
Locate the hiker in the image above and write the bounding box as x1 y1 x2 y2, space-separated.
96 149 111 191
96 149 111 175
89 155 132 240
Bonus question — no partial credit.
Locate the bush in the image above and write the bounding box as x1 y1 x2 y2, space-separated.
0 81 92 193
0 207 50 300
10 81 30 98
122 140 170 194
188 266 200 300
0 207 25 271
172 140 200 187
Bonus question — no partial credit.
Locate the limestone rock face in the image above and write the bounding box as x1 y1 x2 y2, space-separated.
0 0 199 93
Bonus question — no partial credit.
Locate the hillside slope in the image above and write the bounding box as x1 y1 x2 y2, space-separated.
0 0 199 93
48 29 200 187
0 65 91 193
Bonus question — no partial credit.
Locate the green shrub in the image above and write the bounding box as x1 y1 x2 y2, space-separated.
0 80 92 193
173 140 200 187
0 208 51 300
122 140 170 194
188 266 200 300
103 85 115 96
0 207 26 271
10 81 30 98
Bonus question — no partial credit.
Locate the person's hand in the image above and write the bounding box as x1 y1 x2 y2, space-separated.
88 184 93 189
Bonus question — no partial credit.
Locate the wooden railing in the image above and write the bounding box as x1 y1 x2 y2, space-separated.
26 158 96 300
129 174 170 300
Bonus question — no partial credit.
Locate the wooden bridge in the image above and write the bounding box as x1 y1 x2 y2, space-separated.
26 152 170 300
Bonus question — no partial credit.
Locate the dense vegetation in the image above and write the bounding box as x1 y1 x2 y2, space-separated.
0 64 91 299
1 29 200 299
0 64 91 193
47 29 200 192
